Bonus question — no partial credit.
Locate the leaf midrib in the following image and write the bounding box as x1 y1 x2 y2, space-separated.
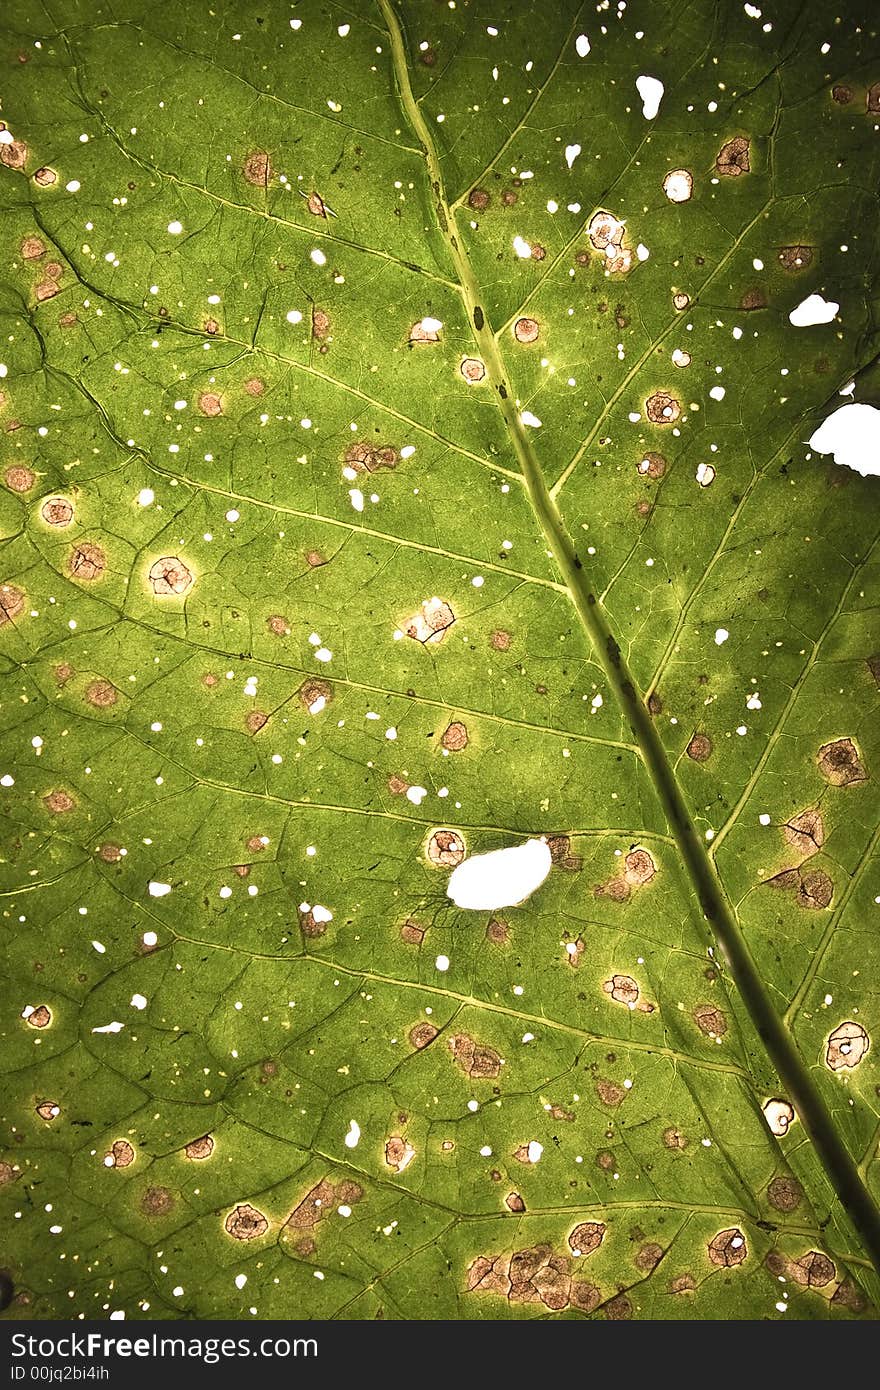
378 0 880 1276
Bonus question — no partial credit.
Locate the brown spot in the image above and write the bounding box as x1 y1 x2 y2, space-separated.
336 1180 363 1205
36 1101 60 1121
663 1126 687 1150
286 1179 335 1230
672 291 690 311
312 308 330 341
596 1079 626 1107
5 466 35 493
204 318 220 335
298 677 331 714
243 151 270 187
635 1243 664 1272
486 917 508 944
86 679 117 709
501 188 518 206
693 1004 727 1039
637 452 666 480
716 136 751 177
568 1222 605 1257
796 867 833 909
225 1203 268 1240
409 1022 438 1050
739 287 767 311
234 864 250 878
388 774 409 795
427 828 465 867
265 614 289 637
646 391 680 424
865 653 880 686
244 377 265 397
42 791 75 815
530 244 546 261
505 1192 525 1213
588 211 624 251
305 191 328 218
624 848 656 886
830 1279 867 1313
202 673 219 688
59 311 78 328
184 1134 214 1160
245 710 268 734
34 167 57 187
40 496 73 526
149 556 193 596
467 1253 511 1296
196 391 222 417
603 974 640 1007
26 1005 52 1029
460 357 486 383
419 46 438 67
299 908 326 939
708 1228 747 1267
606 247 634 275
409 318 441 344
441 720 468 751
791 1251 836 1288
450 1033 502 1079
670 1273 696 1293
45 263 63 282
0 140 28 170
513 317 539 344
343 441 398 473
570 1280 600 1312
767 1175 802 1212
595 876 630 903
778 245 813 272
35 281 60 302
141 1186 174 1216
0 1162 19 1185
246 835 267 853
68 542 105 582
826 1021 869 1071
596 1150 615 1171
547 834 571 865
20 236 45 260
109 1139 135 1168
305 549 326 568
687 732 713 762
867 83 880 114
605 1294 632 1320
817 737 866 787
0 582 24 626
53 662 74 685
832 85 853 105
400 919 424 945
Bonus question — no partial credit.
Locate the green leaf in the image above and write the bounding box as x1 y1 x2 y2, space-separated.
1 0 879 1322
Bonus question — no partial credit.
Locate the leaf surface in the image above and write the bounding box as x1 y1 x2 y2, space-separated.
1 0 879 1321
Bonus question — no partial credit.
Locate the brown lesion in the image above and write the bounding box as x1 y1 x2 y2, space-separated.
782 807 824 855
427 828 465 866
441 720 468 751
0 583 26 625
486 917 508 944
5 465 35 492
716 136 751 176
400 918 424 945
298 678 331 713
343 441 399 474
148 556 193 596
284 1176 362 1234
825 1021 869 1071
140 1186 174 1217
242 151 271 187
449 1033 502 1079
777 244 813 271
408 1022 438 1050
692 1004 727 1039
645 391 680 424
817 737 866 787
41 496 73 526
790 1251 836 1288
767 1174 802 1212
225 1203 269 1240
568 1222 606 1257
707 1227 747 1267
43 790 75 815
766 864 833 910
68 542 105 581
596 1078 626 1107
184 1135 214 1160
107 1139 135 1168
